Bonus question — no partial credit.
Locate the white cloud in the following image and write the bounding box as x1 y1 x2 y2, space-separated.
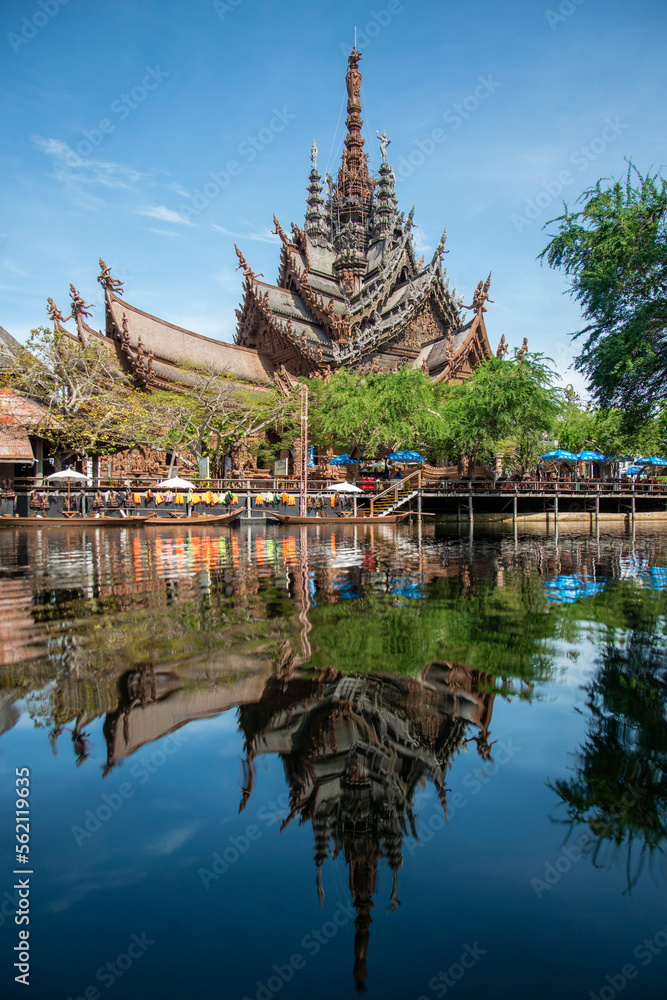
32 134 147 191
211 222 278 244
136 204 193 225
147 228 181 238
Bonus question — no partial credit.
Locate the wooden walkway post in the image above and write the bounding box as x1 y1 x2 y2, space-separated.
554 493 559 522
513 493 517 522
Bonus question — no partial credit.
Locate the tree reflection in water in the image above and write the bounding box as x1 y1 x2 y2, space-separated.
550 623 667 891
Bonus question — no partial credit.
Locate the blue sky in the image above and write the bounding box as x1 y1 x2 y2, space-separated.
1 0 666 396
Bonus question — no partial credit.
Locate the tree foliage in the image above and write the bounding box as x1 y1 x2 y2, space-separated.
438 354 562 474
556 390 664 457
539 164 667 413
0 326 289 471
0 326 156 456
307 366 441 456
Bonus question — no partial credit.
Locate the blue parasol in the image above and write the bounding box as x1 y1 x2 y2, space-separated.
541 450 578 461
576 450 605 461
544 574 608 604
388 450 425 463
638 456 667 466
625 466 643 476
329 454 360 465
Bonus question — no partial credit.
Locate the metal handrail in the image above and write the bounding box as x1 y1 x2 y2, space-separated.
370 470 421 516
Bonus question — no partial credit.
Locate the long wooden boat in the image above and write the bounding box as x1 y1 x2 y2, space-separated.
270 511 411 525
143 507 245 526
0 516 145 528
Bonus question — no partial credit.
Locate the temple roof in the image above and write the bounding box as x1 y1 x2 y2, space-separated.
0 388 52 429
63 47 497 392
105 292 275 388
234 48 494 380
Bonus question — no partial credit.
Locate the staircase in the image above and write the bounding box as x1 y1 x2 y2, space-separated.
366 471 421 517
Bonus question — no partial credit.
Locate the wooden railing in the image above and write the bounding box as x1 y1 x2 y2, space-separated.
369 470 421 516
424 479 667 495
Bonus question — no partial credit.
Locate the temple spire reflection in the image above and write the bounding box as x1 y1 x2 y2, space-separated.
237 664 498 991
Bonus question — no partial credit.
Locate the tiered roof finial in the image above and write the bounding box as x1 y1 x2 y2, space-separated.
372 132 398 237
304 139 329 243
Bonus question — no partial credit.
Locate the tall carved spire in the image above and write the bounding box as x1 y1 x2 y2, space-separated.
333 48 375 295
337 48 374 202
304 140 329 243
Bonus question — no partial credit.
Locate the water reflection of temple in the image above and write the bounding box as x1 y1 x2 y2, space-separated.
237 663 498 993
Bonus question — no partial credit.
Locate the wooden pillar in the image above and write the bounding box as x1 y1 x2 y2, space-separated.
353 496 357 517
595 492 599 521
513 495 517 522
246 491 251 519
554 493 559 522
631 493 636 521
468 494 473 522
417 489 422 522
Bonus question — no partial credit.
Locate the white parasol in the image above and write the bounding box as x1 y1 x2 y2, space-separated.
324 482 364 492
153 477 196 490
45 469 90 509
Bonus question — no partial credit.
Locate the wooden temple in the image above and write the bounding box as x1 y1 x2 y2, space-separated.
235 46 494 380
57 47 494 396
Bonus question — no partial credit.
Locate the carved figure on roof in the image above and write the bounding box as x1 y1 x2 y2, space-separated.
482 272 493 304
496 335 508 359
300 330 308 351
121 314 130 346
346 47 362 100
97 257 125 295
234 244 263 280
69 284 93 320
272 214 290 246
376 129 390 165
46 297 69 326
311 140 317 169
291 221 305 247
516 337 528 362
421 358 430 375
464 273 493 314
434 228 447 260
446 332 455 365
325 173 334 200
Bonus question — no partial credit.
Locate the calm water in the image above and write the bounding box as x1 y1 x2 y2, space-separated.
1 521 666 999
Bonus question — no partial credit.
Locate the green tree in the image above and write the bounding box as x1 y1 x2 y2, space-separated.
439 354 562 476
556 391 663 458
539 164 667 413
307 366 441 457
550 621 667 891
147 371 289 477
0 326 156 457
